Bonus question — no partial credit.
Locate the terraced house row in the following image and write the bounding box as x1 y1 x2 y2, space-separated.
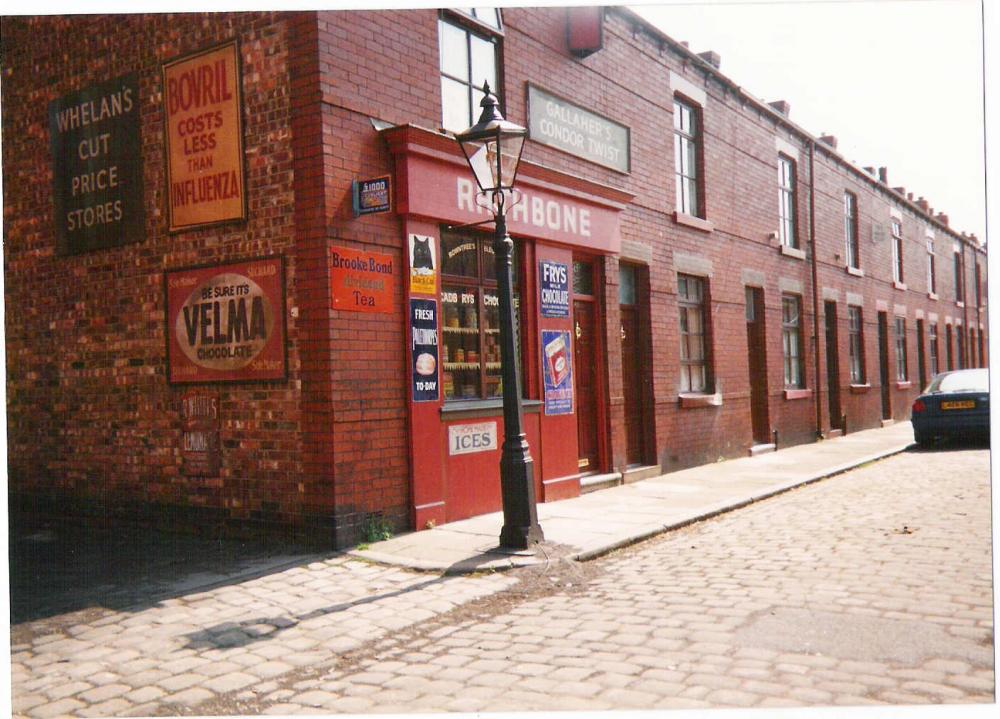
2 7 987 546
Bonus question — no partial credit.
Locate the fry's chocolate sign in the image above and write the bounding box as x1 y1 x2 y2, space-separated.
166 257 286 383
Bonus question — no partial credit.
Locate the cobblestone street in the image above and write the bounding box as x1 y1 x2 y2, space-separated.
9 445 994 716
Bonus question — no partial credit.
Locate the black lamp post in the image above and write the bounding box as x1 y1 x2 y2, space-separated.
455 83 544 550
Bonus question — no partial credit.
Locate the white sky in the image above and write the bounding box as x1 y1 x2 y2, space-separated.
631 0 987 242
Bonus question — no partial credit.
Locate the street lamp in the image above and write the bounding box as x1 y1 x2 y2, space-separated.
454 82 544 550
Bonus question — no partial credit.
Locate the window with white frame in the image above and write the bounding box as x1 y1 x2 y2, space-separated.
782 294 804 388
438 10 501 133
778 155 797 248
929 323 939 375
926 237 936 294
954 250 964 304
848 306 865 383
894 316 908 381
891 220 904 283
673 98 701 218
844 192 859 269
677 274 709 393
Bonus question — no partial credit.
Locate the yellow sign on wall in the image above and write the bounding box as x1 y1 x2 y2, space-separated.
163 42 246 231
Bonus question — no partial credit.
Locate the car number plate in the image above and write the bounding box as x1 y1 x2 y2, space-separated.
941 400 976 410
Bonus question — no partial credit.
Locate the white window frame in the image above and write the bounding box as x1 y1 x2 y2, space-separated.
778 155 797 248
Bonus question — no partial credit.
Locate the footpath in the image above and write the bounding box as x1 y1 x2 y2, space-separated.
351 421 916 573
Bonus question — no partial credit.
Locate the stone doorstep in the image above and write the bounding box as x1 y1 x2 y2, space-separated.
623 465 661 484
580 472 622 494
748 443 776 457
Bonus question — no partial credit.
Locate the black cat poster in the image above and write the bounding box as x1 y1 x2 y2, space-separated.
409 233 437 295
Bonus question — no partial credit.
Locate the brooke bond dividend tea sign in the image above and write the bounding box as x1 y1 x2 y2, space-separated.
166 257 286 383
163 42 246 231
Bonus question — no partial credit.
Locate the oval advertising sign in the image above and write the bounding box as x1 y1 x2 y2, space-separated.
165 257 286 383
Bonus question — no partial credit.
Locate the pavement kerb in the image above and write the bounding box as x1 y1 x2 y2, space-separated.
349 436 915 574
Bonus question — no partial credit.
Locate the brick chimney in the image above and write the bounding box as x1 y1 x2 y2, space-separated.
768 100 790 116
936 212 949 227
819 134 837 149
697 50 721 69
916 197 929 213
907 192 914 201
863 166 876 176
893 186 906 196
878 167 888 184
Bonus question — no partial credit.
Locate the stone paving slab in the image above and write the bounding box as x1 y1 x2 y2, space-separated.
353 422 916 572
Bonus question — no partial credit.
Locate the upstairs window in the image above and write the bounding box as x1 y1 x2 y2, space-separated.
439 10 501 133
844 192 859 269
778 155 797 248
673 98 701 218
975 262 982 307
953 250 964 304
677 274 710 393
926 238 937 294
891 220 904 283
782 294 804 388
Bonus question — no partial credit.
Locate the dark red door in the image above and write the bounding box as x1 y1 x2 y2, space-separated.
574 300 599 473
621 305 645 465
746 287 770 444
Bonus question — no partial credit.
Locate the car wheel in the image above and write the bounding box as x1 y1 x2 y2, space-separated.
913 430 932 447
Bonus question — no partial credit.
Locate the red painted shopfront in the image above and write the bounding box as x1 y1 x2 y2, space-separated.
383 125 633 528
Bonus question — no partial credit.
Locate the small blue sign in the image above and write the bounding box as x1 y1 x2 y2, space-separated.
542 330 574 416
539 260 570 318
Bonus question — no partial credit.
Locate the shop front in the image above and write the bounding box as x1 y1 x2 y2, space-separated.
382 125 633 529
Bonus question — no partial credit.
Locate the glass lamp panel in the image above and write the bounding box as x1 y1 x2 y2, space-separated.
464 134 523 192
439 20 469 78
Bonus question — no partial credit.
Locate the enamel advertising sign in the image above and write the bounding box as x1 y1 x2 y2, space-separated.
330 246 396 313
165 256 287 384
163 42 247 231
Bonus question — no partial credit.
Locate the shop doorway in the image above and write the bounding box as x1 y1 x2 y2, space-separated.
573 260 602 474
877 311 891 420
745 287 770 444
619 263 651 466
824 301 842 431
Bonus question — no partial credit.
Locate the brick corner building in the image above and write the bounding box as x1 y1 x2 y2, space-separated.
2 7 987 547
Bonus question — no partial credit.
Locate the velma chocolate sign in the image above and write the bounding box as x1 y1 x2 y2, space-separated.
163 42 246 231
48 73 144 255
165 256 286 383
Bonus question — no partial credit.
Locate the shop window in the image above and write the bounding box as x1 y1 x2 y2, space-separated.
894 316 908 381
929 323 939 376
891 220 904 283
439 10 501 133
673 97 701 218
778 155 797 249
782 294 805 388
844 191 859 269
440 227 520 401
848 306 865 383
926 237 936 294
677 274 710 393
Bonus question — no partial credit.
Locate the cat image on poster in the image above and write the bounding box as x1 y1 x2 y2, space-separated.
410 235 435 274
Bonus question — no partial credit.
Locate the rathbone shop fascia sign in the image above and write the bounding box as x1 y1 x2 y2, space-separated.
162 41 247 232
165 256 287 383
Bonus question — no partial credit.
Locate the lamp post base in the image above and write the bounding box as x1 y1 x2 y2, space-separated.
497 438 545 550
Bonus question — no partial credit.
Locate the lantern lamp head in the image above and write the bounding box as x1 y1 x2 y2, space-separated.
454 82 527 195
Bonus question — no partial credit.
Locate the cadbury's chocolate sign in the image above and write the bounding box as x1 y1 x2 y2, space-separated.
165 257 286 383
162 42 246 231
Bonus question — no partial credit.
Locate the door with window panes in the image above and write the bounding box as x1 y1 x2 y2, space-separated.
439 228 520 401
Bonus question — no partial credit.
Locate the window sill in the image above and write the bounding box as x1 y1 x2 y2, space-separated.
678 392 722 408
895 381 912 390
893 281 907 291
928 292 939 301
846 266 865 277
779 245 806 261
849 383 871 394
674 212 714 233
783 388 812 400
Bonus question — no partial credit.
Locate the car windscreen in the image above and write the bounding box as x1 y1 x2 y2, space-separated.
926 369 989 394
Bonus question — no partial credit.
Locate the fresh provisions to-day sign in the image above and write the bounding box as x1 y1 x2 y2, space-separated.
48 73 144 255
527 84 630 173
542 330 574 416
539 260 569 318
409 234 437 295
411 298 440 402
330 246 395 313
163 42 246 231
448 422 498 456
166 256 286 383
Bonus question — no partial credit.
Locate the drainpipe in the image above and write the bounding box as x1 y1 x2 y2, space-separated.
809 139 823 438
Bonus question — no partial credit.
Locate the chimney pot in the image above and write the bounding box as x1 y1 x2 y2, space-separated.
907 192 914 201
819 134 838 149
697 50 721 69
768 100 790 116
937 212 949 227
878 167 888 184
893 186 906 195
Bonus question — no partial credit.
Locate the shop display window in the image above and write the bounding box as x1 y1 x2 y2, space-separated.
440 227 521 401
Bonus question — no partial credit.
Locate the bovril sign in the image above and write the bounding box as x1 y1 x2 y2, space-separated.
448 422 498 456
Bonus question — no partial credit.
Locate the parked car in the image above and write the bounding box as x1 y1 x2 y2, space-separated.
911 368 990 446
